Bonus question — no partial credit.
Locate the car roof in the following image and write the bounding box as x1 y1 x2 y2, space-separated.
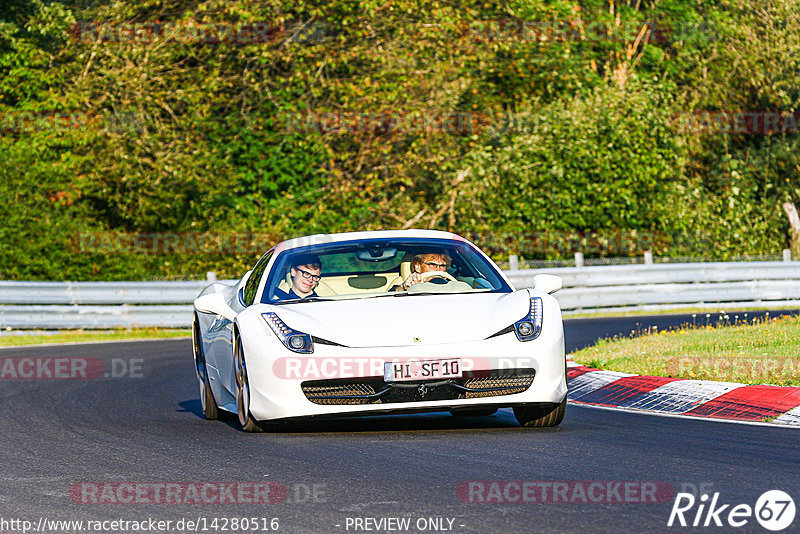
274 229 468 253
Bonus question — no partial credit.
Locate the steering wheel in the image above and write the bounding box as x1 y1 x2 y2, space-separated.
417 270 457 284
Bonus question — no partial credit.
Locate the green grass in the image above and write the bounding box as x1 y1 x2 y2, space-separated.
571 315 800 386
564 304 800 319
0 328 190 347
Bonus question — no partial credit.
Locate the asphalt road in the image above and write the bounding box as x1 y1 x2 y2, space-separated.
1 312 799 534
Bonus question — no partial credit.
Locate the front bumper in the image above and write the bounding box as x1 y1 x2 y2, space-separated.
301 368 536 405
238 320 567 422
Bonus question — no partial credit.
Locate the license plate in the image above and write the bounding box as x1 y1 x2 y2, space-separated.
383 359 462 382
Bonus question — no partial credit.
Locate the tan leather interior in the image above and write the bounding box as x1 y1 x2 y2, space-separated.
321 274 396 294
276 271 404 296
381 260 411 290
274 263 482 298
400 260 412 280
277 272 337 296
273 256 437 297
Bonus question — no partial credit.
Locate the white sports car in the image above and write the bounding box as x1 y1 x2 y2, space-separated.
192 230 567 431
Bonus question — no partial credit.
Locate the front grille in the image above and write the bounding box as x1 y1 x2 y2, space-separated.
462 372 535 398
301 368 535 405
302 382 381 405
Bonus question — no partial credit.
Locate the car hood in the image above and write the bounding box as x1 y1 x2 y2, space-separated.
260 291 530 347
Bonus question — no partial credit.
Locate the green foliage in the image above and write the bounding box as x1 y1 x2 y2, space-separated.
1 0 799 279
463 81 685 232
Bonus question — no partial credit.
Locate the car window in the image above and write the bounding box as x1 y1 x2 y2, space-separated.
318 250 404 274
261 238 511 303
242 251 273 306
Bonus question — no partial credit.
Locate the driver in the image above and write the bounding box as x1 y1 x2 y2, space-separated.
400 252 452 290
274 254 322 300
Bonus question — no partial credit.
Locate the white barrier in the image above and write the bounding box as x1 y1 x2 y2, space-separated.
0 304 193 329
0 280 221 328
505 261 800 314
0 281 209 305
0 261 798 328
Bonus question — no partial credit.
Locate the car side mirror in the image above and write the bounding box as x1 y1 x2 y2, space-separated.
194 293 237 322
533 274 562 294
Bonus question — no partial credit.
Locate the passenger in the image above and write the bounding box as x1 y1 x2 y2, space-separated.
274 254 322 300
400 252 452 290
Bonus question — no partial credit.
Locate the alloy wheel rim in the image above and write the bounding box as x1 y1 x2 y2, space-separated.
235 337 250 426
193 321 208 410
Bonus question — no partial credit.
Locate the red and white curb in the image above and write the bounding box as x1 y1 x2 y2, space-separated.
566 360 800 426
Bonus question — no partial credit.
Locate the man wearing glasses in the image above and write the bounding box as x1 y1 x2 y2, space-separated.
274 254 322 300
400 252 452 290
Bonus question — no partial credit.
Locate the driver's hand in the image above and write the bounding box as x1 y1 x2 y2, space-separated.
403 273 421 290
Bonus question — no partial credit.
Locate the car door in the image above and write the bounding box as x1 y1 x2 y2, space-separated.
212 250 274 403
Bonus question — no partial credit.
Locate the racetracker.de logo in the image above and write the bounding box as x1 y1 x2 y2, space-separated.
70 20 285 45
74 231 273 255
0 357 104 379
69 482 286 504
457 481 674 503
273 357 535 380
673 111 800 135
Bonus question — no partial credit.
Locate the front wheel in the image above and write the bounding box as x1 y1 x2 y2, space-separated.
234 333 262 433
513 397 566 428
193 317 219 420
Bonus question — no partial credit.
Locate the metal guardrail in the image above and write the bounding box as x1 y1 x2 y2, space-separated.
0 280 219 329
0 305 193 329
1 261 799 328
506 261 800 314
0 281 209 305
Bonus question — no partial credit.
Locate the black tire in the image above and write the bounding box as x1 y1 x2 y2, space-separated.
193 317 219 420
449 408 498 417
234 332 263 433
513 397 566 428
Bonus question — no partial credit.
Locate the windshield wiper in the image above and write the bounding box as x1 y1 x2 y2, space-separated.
392 291 473 297
273 297 335 304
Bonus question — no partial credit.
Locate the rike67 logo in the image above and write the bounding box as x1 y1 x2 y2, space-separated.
668 490 796 531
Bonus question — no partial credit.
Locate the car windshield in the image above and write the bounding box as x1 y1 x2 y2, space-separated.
261 237 511 304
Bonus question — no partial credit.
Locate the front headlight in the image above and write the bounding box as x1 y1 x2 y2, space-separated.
514 297 543 341
262 312 314 354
